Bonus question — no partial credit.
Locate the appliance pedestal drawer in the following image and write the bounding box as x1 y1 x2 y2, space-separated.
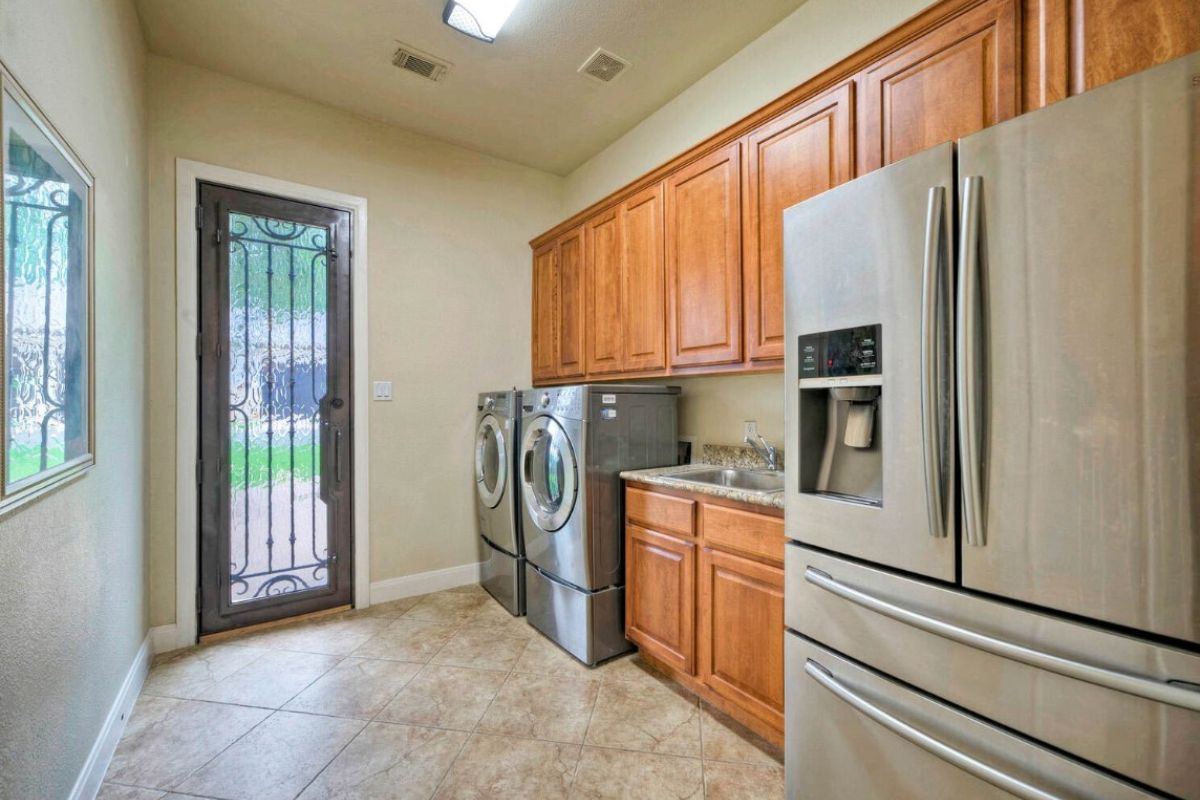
785 544 1200 798
787 634 1162 800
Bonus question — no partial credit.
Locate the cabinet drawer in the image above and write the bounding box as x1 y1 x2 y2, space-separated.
626 486 695 537
701 503 783 562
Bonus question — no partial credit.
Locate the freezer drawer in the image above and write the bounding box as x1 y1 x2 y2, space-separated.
786 544 1200 799
786 634 1163 799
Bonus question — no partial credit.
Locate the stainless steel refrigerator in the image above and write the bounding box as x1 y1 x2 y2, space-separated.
783 52 1200 799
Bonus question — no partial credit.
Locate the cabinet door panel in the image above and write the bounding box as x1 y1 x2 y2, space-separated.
744 82 854 362
626 523 695 674
531 242 558 382
699 547 784 731
586 208 624 376
557 226 586 379
621 183 667 372
860 0 1019 172
666 143 743 368
1073 0 1200 92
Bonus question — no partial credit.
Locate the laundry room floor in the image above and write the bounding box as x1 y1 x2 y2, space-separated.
97 585 783 800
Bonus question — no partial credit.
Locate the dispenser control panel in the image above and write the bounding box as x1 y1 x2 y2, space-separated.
798 325 881 378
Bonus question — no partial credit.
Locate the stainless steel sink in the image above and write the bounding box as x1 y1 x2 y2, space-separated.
669 467 784 493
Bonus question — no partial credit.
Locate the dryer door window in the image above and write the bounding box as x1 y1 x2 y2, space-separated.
475 415 506 508
521 416 577 532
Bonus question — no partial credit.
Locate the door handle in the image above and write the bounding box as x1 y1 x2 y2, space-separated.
333 427 343 484
804 659 1066 800
957 176 986 547
523 447 533 483
920 186 951 539
805 566 1200 711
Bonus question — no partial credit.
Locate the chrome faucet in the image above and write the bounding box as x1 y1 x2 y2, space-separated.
745 433 778 471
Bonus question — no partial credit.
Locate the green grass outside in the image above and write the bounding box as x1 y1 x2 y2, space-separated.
229 440 321 488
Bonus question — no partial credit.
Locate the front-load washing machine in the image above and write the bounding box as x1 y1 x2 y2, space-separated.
519 384 679 664
475 390 524 615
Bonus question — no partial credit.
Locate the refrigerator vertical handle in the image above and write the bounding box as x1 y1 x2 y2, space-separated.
920 186 949 539
957 176 986 547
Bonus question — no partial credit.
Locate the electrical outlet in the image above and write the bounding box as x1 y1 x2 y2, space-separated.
744 420 758 441
373 381 393 401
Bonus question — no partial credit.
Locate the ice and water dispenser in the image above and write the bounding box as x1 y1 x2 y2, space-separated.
796 325 882 506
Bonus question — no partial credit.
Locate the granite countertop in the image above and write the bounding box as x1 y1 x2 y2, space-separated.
620 445 784 510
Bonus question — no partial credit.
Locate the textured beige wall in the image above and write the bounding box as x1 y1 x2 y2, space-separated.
0 1 148 797
562 0 930 451
146 56 562 626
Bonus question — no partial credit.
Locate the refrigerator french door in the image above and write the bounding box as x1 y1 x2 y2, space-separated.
784 52 1200 800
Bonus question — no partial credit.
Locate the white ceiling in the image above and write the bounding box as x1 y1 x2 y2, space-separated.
134 0 806 175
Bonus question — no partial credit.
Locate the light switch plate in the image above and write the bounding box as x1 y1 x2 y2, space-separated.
373 381 393 401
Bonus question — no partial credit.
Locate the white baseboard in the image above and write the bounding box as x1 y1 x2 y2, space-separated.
369 561 483 606
68 631 152 800
149 624 180 655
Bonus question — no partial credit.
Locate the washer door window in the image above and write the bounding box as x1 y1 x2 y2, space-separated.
521 416 577 532
475 415 507 508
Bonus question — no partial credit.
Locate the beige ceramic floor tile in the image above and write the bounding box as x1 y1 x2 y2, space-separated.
349 595 424 619
283 657 422 719
569 746 704 800
104 695 270 789
96 785 167 800
599 653 673 686
195 650 340 708
702 760 785 800
377 664 507 731
175 710 364 800
446 583 488 595
351 617 460 662
141 643 267 699
476 672 600 744
699 702 783 766
431 627 529 672
510 633 613 680
297 721 468 800
456 599 536 639
585 677 701 757
432 733 580 800
243 615 392 656
401 591 490 625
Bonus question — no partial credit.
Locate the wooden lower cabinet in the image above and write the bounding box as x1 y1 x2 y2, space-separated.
624 482 785 743
697 547 785 733
626 523 695 674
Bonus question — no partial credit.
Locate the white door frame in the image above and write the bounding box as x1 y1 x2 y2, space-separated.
174 158 370 649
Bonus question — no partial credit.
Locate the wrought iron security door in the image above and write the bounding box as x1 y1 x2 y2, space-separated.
197 183 353 635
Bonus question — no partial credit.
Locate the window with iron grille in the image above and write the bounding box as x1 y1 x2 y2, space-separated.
0 62 94 510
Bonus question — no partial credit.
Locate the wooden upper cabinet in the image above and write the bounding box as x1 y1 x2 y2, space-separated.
1071 0 1200 92
859 0 1020 172
666 142 743 369
743 82 855 363
585 207 624 376
556 226 586 380
531 242 558 383
620 183 667 373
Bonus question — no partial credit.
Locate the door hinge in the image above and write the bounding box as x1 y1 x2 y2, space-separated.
196 459 203 485
215 225 223 245
196 583 203 611
195 204 204 230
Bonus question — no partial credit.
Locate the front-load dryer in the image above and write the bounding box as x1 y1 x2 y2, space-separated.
475 389 524 615
519 384 679 664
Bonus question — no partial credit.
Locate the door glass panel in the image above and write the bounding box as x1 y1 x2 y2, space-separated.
227 212 329 603
477 424 500 493
531 429 565 514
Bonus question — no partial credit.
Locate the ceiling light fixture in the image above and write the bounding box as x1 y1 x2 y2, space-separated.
442 0 519 43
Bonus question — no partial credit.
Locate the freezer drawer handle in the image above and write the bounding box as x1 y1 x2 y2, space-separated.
957 175 986 547
804 659 1065 800
920 185 952 539
805 566 1200 712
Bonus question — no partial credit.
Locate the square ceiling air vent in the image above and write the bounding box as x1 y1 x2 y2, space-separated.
393 44 450 82
579 48 629 84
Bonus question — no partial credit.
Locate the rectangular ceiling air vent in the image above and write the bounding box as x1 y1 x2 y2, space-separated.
579 48 629 84
393 44 450 82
